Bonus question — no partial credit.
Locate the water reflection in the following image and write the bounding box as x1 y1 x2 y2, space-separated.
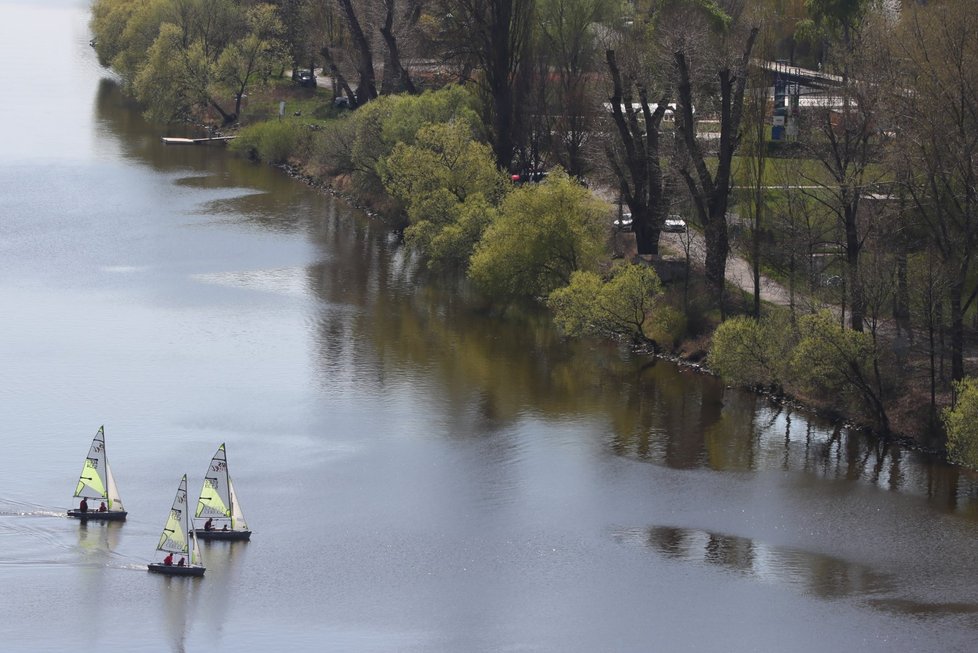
639 525 892 599
160 573 203 653
620 525 978 619
76 519 122 556
197 539 250 635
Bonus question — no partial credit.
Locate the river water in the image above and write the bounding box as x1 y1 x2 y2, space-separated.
2 2 978 651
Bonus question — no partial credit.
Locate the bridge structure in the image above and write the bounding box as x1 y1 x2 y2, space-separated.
751 60 845 141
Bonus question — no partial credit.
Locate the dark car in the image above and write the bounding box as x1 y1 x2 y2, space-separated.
295 69 315 87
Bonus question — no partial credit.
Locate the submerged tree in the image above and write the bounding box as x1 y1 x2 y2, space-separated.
548 263 664 345
469 170 607 302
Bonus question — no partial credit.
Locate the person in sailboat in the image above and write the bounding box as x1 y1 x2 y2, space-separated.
163 552 173 566
79 498 88 513
204 517 213 531
222 524 228 531
99 501 107 512
177 557 185 567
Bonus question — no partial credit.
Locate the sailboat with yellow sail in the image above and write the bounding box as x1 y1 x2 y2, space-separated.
148 474 204 577
192 443 252 541
68 426 127 521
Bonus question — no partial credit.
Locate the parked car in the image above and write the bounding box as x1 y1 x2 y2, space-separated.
663 215 687 233
510 170 549 185
613 211 633 231
295 69 315 87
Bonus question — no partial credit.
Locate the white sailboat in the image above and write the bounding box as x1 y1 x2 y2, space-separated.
148 474 205 577
193 443 252 541
68 426 127 521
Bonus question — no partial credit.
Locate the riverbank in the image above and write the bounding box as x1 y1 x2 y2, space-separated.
201 77 947 460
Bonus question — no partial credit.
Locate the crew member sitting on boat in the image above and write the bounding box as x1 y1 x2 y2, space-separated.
163 552 173 566
177 557 185 567
99 501 107 512
222 524 228 531
204 517 213 531
79 498 88 513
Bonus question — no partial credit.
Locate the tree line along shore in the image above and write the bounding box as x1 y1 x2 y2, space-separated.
90 0 978 466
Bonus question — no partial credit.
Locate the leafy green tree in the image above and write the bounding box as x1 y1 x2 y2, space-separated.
216 4 286 119
708 314 794 390
349 86 483 193
94 0 285 124
943 378 978 468
789 310 890 432
469 170 608 301
548 263 663 344
382 121 507 268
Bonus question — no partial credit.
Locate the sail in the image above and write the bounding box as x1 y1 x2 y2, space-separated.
228 475 249 531
157 475 190 555
104 441 125 512
190 530 202 566
73 426 109 500
195 444 231 520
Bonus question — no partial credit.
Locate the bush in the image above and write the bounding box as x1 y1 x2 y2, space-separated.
944 378 978 468
708 313 794 389
229 120 301 164
649 305 687 349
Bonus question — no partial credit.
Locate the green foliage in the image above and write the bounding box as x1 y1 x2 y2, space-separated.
708 313 795 389
350 87 482 192
93 0 285 123
470 171 609 301
649 305 686 348
228 120 301 163
548 263 664 343
789 311 870 396
382 121 506 269
944 378 978 468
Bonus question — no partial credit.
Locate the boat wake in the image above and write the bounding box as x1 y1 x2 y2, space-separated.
0 498 66 518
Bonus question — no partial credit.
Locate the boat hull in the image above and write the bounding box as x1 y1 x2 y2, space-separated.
68 510 127 522
194 529 251 541
147 563 205 577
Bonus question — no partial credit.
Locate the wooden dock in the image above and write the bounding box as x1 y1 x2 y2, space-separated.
161 136 236 145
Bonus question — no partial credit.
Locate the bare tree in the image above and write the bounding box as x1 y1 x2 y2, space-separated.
437 0 536 170
889 0 978 381
604 44 672 258
673 17 758 304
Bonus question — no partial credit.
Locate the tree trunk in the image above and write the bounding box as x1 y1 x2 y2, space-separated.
605 49 670 257
320 47 357 105
674 27 758 299
379 0 417 95
845 202 864 331
950 281 965 381
336 0 377 103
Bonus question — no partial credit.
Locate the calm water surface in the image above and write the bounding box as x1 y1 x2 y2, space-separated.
3 2 978 651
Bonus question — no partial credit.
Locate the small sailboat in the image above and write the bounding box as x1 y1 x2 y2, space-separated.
148 474 204 577
193 443 252 541
68 426 127 521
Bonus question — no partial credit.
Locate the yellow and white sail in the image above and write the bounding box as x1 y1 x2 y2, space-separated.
195 443 249 531
73 426 125 511
157 474 190 554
